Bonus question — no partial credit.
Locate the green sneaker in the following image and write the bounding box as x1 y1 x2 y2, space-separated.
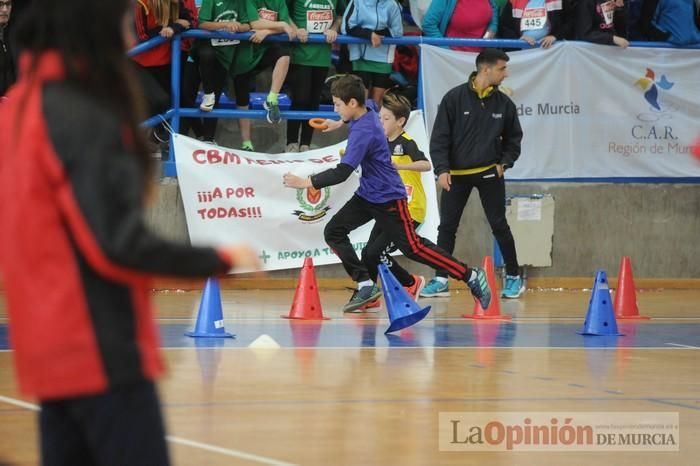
264 99 281 124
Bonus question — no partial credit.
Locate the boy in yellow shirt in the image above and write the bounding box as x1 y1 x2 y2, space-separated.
360 91 431 310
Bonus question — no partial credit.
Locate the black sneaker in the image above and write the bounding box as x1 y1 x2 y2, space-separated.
343 284 382 313
264 100 281 124
466 267 491 310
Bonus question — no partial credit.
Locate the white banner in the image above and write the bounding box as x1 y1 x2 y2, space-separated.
421 42 700 179
174 111 439 271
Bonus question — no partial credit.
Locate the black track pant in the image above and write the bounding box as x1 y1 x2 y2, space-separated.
436 166 519 277
362 220 421 286
324 194 472 283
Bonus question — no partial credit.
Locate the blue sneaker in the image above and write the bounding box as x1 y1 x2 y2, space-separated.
467 267 492 310
264 99 281 124
419 278 450 297
502 275 525 299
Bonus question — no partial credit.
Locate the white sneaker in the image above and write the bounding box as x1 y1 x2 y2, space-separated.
299 145 310 152
286 143 299 153
199 93 216 112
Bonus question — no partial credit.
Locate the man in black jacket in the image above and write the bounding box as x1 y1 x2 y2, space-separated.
421 48 526 300
0 0 15 97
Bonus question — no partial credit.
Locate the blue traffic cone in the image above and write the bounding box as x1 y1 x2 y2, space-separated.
379 264 431 334
185 278 234 338
578 270 623 336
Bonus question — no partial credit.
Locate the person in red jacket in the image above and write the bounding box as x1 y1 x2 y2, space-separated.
133 0 192 94
0 1 259 465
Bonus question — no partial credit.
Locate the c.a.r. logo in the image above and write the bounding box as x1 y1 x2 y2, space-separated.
634 67 674 112
292 186 332 222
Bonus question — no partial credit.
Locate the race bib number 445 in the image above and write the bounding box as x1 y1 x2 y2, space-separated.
307 10 332 32
521 8 547 31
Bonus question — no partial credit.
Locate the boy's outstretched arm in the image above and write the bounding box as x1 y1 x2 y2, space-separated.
283 163 354 189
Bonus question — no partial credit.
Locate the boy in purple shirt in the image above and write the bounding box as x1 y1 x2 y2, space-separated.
283 75 491 312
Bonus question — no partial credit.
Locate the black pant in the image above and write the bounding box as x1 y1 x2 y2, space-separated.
324 195 471 283
233 44 290 107
180 56 217 140
362 220 421 286
40 381 169 466
193 41 228 140
286 64 328 146
436 166 519 277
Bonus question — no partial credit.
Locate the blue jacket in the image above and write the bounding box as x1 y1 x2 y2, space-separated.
640 0 700 45
422 0 499 37
342 0 403 63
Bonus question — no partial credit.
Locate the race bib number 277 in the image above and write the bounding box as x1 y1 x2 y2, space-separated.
307 10 333 32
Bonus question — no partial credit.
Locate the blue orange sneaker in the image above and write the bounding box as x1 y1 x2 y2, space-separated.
466 267 491 310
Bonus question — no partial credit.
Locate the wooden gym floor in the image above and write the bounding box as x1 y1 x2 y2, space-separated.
1 287 699 465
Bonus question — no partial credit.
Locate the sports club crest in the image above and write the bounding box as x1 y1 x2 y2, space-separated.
293 186 332 222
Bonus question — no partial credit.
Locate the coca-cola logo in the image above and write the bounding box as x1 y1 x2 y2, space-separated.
308 11 331 21
258 8 277 21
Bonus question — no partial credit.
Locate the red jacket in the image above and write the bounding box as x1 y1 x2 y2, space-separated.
133 0 193 67
0 52 232 400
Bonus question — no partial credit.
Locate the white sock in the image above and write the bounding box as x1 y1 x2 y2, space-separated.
468 270 477 281
358 280 373 289
435 276 448 285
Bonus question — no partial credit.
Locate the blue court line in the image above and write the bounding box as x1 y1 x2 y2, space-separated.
2 322 700 350
165 321 700 349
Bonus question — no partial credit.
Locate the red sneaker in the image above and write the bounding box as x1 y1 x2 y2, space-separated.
404 275 425 301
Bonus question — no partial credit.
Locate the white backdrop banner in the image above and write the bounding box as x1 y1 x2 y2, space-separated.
421 42 700 179
174 111 439 272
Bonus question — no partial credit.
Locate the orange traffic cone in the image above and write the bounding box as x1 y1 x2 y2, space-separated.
282 257 330 320
614 257 650 320
463 256 511 320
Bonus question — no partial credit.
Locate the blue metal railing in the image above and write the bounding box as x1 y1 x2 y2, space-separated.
130 30 700 176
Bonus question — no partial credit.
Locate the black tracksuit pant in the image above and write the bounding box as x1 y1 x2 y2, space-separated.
324 194 472 284
363 220 421 286
436 166 520 277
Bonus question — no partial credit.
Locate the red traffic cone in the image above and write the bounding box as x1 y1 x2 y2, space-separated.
614 256 650 320
463 256 511 320
282 257 330 320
